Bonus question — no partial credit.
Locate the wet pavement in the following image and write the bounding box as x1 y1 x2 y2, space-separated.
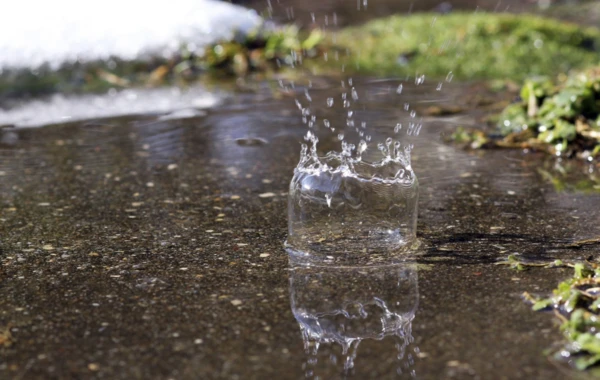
2 77 600 379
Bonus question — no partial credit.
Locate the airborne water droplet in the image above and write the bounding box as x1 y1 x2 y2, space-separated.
358 140 367 154
327 97 334 107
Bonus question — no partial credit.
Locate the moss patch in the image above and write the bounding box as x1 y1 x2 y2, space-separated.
450 68 600 159
522 262 600 372
335 12 600 80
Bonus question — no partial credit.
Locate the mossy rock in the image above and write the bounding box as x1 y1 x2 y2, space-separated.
334 12 600 80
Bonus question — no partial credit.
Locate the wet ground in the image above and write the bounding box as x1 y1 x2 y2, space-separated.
2 76 600 379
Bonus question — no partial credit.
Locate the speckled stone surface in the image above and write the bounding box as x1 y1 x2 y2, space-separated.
1 81 600 379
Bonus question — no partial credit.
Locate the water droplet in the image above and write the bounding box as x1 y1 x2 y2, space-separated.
358 140 367 154
304 90 312 102
396 84 403 94
327 97 334 107
325 193 332 208
446 71 454 82
394 123 402 133
337 133 345 141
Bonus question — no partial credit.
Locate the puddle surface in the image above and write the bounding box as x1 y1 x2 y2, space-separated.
1 76 600 378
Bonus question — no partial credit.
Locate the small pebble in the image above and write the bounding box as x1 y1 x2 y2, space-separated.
42 245 54 251
230 195 240 200
230 299 243 306
0 171 5 176
38 202 51 207
167 164 178 171
131 202 144 207
259 253 270 258
507 190 516 195
88 363 100 371
194 339 203 344
262 179 272 184
146 182 155 188
258 192 276 198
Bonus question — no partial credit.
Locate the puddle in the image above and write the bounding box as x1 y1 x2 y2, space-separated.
1 76 600 378
0 86 223 128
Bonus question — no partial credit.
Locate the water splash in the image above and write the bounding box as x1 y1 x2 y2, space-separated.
290 262 419 377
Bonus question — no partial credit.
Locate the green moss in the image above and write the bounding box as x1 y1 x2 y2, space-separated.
522 262 600 372
335 12 600 80
450 68 600 159
496 69 600 157
199 25 323 75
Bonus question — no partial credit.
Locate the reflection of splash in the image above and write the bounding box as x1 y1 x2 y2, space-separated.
289 261 419 378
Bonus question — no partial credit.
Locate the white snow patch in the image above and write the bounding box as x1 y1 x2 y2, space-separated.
0 0 262 71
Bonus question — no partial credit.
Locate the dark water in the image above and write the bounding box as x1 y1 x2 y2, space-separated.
2 76 600 378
